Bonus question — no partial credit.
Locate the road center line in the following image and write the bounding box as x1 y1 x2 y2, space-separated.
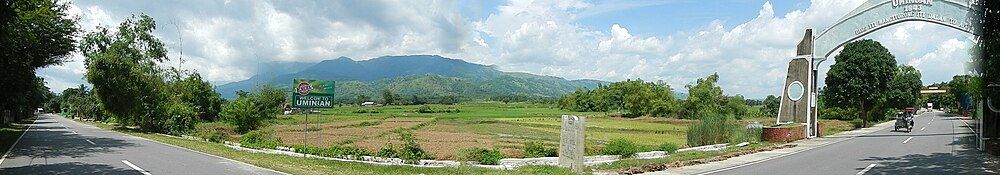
902 137 914 144
85 139 96 145
856 163 877 175
122 160 153 175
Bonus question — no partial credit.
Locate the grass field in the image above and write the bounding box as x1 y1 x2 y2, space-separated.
192 102 859 162
237 102 692 160
80 120 574 175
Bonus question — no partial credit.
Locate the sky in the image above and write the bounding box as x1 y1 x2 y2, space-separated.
37 0 976 98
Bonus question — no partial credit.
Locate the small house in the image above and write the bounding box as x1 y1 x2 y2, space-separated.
361 101 377 107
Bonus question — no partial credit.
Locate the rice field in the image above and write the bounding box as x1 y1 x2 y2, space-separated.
265 102 692 160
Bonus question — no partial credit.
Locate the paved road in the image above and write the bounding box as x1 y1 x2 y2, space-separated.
713 111 996 175
0 114 284 175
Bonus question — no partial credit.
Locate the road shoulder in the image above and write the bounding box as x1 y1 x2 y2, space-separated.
641 120 895 175
0 115 37 166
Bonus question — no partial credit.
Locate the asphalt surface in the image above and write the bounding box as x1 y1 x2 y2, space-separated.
713 111 996 175
0 114 284 175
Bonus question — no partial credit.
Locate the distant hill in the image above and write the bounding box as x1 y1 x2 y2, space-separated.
215 55 608 101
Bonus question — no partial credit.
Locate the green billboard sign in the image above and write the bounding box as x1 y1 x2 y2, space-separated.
291 79 335 108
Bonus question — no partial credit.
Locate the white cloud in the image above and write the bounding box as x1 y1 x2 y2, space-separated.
37 0 976 98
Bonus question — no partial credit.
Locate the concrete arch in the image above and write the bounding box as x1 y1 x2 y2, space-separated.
777 0 984 138
813 0 982 61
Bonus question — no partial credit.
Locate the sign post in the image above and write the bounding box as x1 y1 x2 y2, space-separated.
291 79 335 154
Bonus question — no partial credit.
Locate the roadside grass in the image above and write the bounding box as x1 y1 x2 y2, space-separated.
820 119 854 136
588 142 782 173
77 118 575 175
0 116 35 156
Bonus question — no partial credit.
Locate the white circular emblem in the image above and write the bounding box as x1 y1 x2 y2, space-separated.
787 81 805 102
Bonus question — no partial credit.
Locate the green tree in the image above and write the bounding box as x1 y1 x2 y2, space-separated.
885 65 922 109
681 73 726 119
219 85 286 133
62 85 103 120
167 70 223 120
949 75 981 111
410 95 425 105
762 95 780 116
0 0 79 123
220 97 259 133
559 80 677 117
249 85 286 117
80 14 170 131
381 89 398 105
724 95 748 118
823 39 897 127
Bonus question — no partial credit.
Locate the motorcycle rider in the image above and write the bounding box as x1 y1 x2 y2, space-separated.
906 111 914 129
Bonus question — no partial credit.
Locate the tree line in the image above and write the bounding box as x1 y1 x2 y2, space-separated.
0 0 78 125
31 12 286 135
557 74 767 119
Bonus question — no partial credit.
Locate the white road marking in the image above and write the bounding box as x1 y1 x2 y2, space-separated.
856 163 877 175
920 127 926 131
902 137 914 144
0 116 38 166
122 160 153 175
86 139 96 145
71 130 78 134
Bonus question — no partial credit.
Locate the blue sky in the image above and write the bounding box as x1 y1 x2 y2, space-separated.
39 0 975 98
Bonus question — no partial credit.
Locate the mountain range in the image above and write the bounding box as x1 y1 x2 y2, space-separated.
215 55 608 101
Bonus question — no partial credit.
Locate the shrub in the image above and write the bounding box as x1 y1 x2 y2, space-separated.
657 142 680 153
240 130 281 149
162 101 197 135
206 131 226 143
397 132 432 163
522 141 557 158
820 107 857 120
416 105 434 113
328 145 372 158
352 109 382 114
289 145 372 158
221 97 259 133
221 86 285 134
878 108 897 122
729 124 762 144
602 138 639 158
457 148 505 165
376 144 399 158
351 121 381 127
193 122 237 143
687 113 746 146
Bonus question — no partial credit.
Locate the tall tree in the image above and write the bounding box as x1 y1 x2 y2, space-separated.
80 14 170 131
167 70 223 120
885 65 923 109
681 73 725 119
763 95 781 116
823 39 897 127
381 89 398 105
0 0 78 122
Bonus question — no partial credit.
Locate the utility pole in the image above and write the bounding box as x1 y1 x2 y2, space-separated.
172 19 184 70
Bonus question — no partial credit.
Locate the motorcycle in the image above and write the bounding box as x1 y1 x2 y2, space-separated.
894 112 913 132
